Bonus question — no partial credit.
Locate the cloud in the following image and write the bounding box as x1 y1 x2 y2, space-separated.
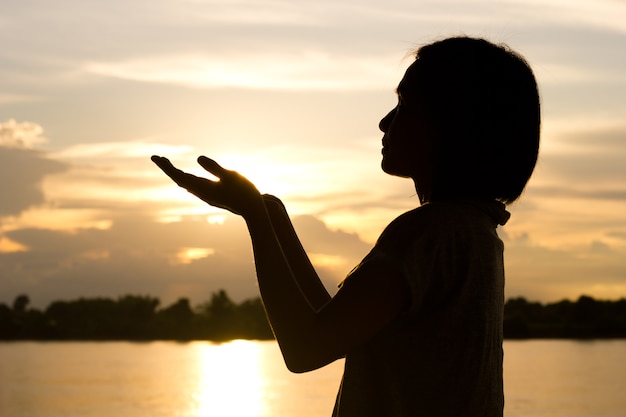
607 231 626 241
514 0 626 34
0 148 64 216
534 63 626 85
4 210 625 310
0 120 67 216
293 214 371 260
38 141 203 216
16 0 624 93
526 126 626 202
51 141 193 159
0 213 372 308
0 119 48 149
82 52 401 91
0 94 42 105
503 232 626 302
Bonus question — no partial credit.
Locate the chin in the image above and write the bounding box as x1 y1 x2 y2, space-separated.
381 161 411 178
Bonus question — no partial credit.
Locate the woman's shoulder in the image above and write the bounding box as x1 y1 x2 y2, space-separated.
374 205 438 251
377 200 509 245
381 201 460 232
393 200 509 225
385 202 442 225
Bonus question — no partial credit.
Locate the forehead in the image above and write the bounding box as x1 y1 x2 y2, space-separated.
397 60 421 96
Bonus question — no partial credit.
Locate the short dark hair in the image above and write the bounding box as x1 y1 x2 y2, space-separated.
413 37 540 204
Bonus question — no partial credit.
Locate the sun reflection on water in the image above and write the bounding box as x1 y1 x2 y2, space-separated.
192 340 267 417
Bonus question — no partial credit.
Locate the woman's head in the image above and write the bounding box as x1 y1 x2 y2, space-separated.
382 36 541 204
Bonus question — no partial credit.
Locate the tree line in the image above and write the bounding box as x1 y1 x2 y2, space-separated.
0 290 273 341
1 292 625 341
504 295 626 339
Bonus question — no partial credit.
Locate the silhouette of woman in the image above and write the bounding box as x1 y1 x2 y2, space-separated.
152 36 540 417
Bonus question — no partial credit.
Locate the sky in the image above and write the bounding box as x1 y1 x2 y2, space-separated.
1 0 626 308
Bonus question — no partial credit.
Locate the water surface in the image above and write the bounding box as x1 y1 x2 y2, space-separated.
1 340 624 416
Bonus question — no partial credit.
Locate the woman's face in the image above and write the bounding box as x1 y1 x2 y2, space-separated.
379 61 437 200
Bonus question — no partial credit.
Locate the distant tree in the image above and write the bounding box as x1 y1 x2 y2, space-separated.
197 290 239 340
0 303 15 339
0 296 47 339
504 297 534 338
157 298 194 340
12 294 30 313
115 295 160 339
46 298 116 339
503 295 626 339
236 297 273 340
194 290 273 340
44 295 160 340
206 290 237 319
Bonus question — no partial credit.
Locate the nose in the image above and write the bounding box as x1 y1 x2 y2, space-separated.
379 107 397 132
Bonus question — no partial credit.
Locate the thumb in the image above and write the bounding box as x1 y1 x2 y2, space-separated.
197 156 228 178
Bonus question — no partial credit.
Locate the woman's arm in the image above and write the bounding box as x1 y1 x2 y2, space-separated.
152 155 410 372
243 199 410 372
262 194 331 310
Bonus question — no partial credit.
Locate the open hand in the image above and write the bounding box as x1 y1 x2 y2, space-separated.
151 155 262 216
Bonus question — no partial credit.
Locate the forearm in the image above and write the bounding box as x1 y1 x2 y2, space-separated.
243 199 339 372
262 195 331 310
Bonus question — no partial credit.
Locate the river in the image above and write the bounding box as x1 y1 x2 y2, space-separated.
1 340 624 416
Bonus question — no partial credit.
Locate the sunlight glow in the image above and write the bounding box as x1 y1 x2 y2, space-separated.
193 340 267 417
213 153 310 197
2 208 113 232
207 215 226 225
175 247 216 265
0 237 28 253
154 206 228 224
309 253 348 269
586 284 626 300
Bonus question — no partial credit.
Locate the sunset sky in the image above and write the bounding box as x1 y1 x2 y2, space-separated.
2 0 626 308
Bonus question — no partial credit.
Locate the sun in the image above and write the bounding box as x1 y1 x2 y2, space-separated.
212 152 301 197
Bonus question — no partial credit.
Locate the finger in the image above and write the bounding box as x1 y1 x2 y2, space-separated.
151 155 197 186
151 155 175 172
151 155 180 177
197 156 228 178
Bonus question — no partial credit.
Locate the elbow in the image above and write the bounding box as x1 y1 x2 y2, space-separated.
284 355 321 374
280 342 342 374
285 360 314 374
271 318 345 373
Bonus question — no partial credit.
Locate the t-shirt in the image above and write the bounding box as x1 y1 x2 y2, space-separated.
332 200 510 417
